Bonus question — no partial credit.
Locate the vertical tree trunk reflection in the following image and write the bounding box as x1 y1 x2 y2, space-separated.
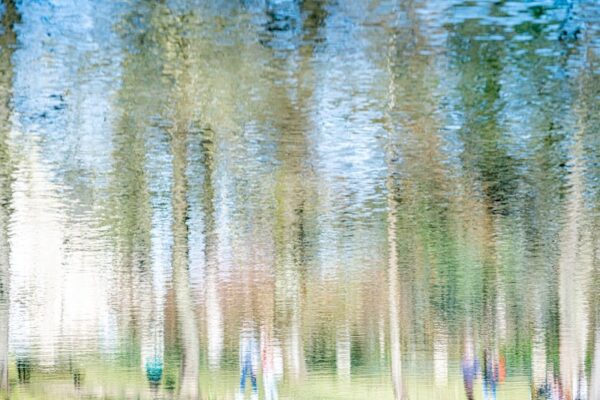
0 0 18 392
167 37 200 396
171 120 200 398
387 175 403 400
201 127 223 370
558 123 591 400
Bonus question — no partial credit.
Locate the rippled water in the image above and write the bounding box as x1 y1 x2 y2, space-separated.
0 0 599 399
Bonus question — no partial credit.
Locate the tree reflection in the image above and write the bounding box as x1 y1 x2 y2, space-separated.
0 0 18 392
1 0 600 398
159 10 201 398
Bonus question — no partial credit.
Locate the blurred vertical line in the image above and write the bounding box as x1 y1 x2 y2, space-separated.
165 17 201 396
0 0 18 394
201 126 224 371
384 2 404 397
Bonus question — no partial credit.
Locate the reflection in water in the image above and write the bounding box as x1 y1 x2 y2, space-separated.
0 0 17 394
202 126 224 372
238 322 259 400
462 329 478 400
261 324 282 400
165 12 201 397
558 118 589 400
591 326 600 400
0 0 599 398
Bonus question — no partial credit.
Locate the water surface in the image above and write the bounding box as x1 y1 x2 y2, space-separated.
0 0 599 399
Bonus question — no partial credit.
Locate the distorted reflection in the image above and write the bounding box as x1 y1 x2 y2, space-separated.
260 324 282 400
0 0 599 399
462 328 478 400
238 322 259 400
